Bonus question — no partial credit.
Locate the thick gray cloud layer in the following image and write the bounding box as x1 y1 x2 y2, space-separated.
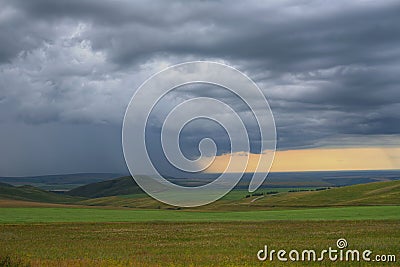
0 0 399 175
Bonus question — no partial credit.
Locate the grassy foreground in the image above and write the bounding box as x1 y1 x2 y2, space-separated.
0 220 398 266
0 206 400 223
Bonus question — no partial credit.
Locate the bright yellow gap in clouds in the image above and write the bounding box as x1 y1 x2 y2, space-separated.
201 147 400 173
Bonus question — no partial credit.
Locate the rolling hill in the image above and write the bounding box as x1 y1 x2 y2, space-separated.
67 176 143 198
78 179 400 210
0 175 399 211
0 182 84 204
248 179 400 208
0 173 123 190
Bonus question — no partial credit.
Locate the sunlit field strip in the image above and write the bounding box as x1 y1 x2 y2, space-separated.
0 206 399 223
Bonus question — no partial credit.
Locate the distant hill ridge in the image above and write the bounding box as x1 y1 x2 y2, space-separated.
67 176 143 198
0 178 399 209
0 173 123 186
0 183 83 203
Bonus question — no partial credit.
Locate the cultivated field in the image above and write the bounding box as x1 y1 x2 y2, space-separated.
0 220 399 266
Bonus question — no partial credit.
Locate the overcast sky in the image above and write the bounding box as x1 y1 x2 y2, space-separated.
1 0 399 176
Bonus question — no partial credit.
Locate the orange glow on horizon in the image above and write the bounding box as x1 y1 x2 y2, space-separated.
200 147 400 173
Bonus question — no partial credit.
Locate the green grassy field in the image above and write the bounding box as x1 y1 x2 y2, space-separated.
0 206 399 223
0 220 398 266
0 180 399 266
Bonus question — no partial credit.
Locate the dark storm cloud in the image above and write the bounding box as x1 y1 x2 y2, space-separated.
0 0 399 175
10 0 399 71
